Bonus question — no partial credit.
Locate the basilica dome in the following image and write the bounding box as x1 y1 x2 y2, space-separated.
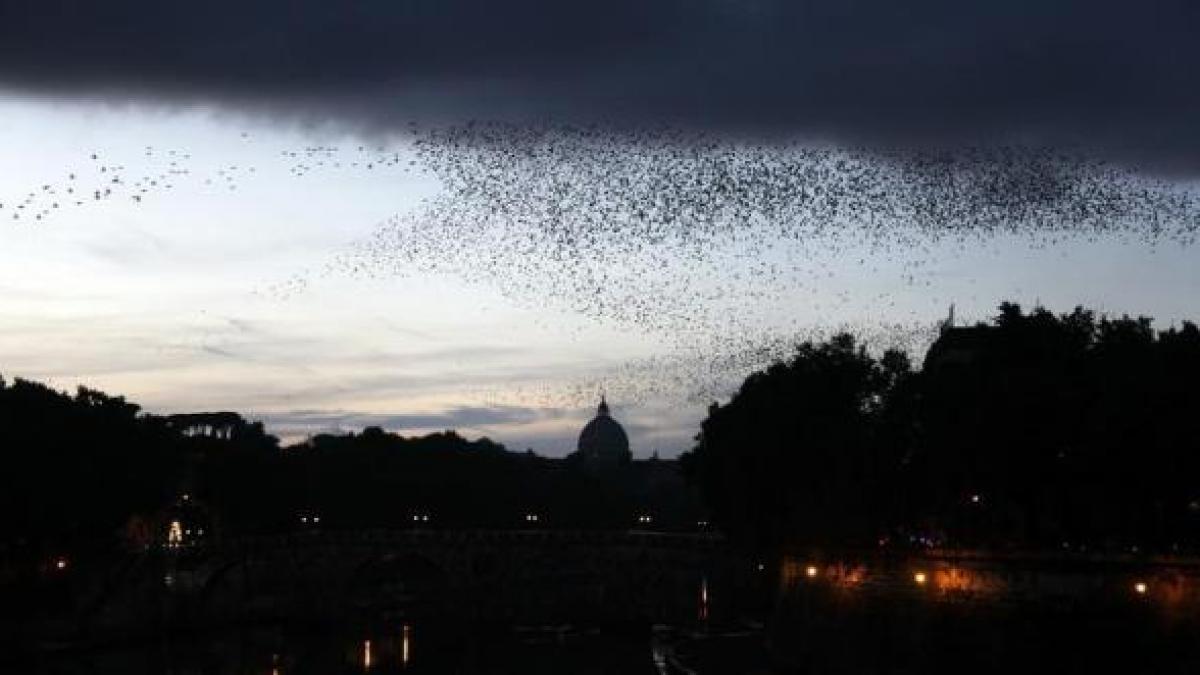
576 397 631 464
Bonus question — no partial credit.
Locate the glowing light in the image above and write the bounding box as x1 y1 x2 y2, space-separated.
363 640 372 669
914 571 927 585
313 516 320 524
55 557 68 570
1135 582 1148 595
970 494 981 503
934 568 983 593
402 624 411 666
805 565 819 578
167 519 183 547
699 578 709 621
757 563 765 571
831 564 868 589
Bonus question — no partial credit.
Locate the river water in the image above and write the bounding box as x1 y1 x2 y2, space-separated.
19 623 771 674
18 554 1200 674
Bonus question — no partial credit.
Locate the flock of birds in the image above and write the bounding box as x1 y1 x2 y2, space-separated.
279 145 415 178
5 122 1200 416
0 137 420 224
0 148 189 221
336 124 1200 408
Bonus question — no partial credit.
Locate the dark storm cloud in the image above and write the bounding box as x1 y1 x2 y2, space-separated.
1 1 1197 167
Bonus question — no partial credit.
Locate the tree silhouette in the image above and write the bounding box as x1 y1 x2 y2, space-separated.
685 303 1200 554
685 334 912 550
0 378 186 557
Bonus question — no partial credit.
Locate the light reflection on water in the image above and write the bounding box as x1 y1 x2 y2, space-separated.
40 624 684 674
772 554 1200 672
352 626 413 671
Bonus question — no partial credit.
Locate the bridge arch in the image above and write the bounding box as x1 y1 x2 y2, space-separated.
346 551 450 613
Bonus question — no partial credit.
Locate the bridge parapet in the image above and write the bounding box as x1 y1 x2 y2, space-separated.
216 528 726 556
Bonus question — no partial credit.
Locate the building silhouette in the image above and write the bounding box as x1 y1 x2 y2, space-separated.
575 395 632 466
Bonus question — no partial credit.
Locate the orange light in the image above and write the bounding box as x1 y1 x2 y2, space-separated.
363 639 372 669
1135 582 1148 595
914 571 927 585
805 565 819 578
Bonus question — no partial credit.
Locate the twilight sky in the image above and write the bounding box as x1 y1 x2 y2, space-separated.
1 2 1198 454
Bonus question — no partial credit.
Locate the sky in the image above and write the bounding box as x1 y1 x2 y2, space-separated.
1 2 1198 454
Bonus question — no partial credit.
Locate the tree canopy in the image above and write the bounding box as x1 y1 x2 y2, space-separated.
0 378 699 563
684 303 1200 553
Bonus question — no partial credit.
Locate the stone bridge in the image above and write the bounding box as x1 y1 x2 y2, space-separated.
83 529 759 638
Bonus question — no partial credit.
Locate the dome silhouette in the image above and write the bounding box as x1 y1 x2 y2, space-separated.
576 396 631 465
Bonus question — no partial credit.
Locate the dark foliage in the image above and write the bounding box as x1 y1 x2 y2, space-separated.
683 334 913 550
685 303 1200 553
0 383 697 566
270 428 678 530
914 303 1200 550
0 379 187 555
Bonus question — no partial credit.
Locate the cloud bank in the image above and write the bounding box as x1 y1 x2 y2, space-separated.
1 1 1197 168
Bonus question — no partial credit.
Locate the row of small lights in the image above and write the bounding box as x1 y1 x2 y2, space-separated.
912 569 1149 596
800 563 1151 596
295 512 683 525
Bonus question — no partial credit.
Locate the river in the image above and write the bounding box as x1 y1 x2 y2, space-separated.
15 553 1200 673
